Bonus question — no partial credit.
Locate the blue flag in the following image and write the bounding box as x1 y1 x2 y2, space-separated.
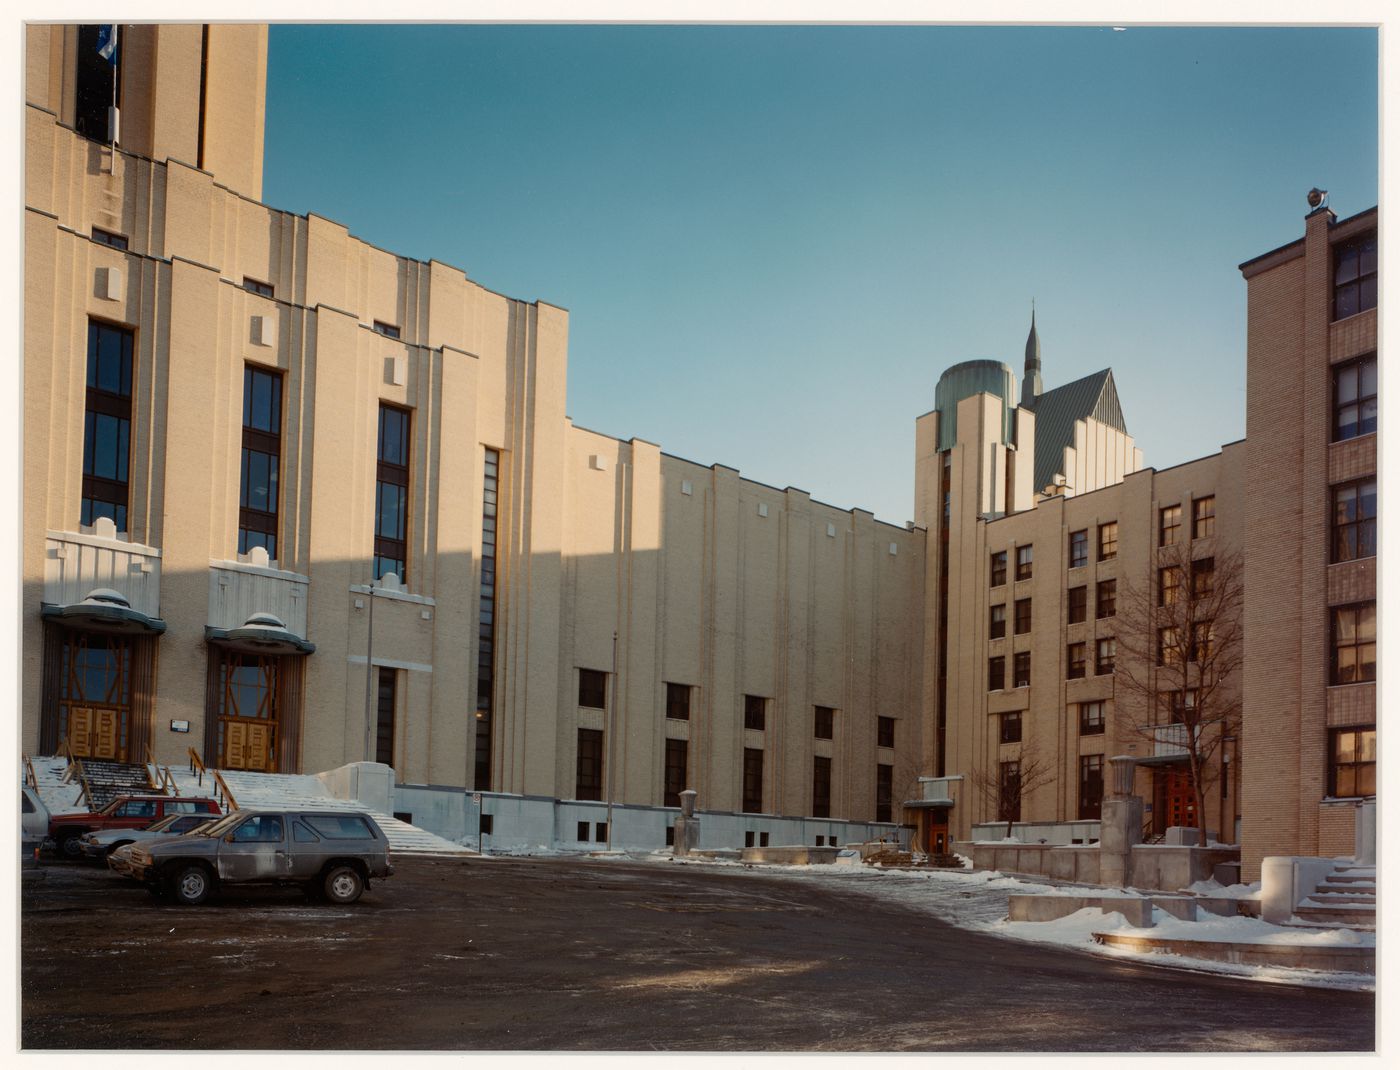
96 25 118 65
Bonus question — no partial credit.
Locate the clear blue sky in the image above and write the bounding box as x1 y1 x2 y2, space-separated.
263 24 1378 526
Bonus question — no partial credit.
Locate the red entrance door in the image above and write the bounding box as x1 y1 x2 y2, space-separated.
1164 769 1197 830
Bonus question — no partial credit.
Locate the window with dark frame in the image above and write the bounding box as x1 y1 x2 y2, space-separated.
1067 586 1087 624
242 277 274 298
999 761 1021 823
1191 557 1215 599
1079 700 1105 735
577 821 590 842
664 738 688 807
1331 603 1377 685
475 448 500 791
1015 544 1033 581
1192 496 1215 539
1328 727 1376 798
1159 566 1182 606
1191 621 1215 663
877 716 895 748
744 694 767 731
92 227 128 250
989 603 1006 639
742 748 764 812
1095 637 1116 675
1332 479 1378 562
1069 529 1088 569
1333 355 1378 441
876 763 893 823
1078 755 1104 819
1066 642 1086 679
578 669 607 709
575 728 603 801
988 656 1005 692
812 756 832 818
814 705 835 740
1013 651 1031 688
373 320 401 339
1159 504 1181 546
1333 232 1377 320
1098 522 1118 561
374 404 410 581
375 668 396 767
238 365 282 558
1014 598 1032 635
1000 710 1022 744
82 320 134 532
1158 626 1182 667
1096 579 1116 619
990 551 1007 587
665 682 691 721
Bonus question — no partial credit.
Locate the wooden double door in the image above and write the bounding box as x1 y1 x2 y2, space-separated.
205 649 305 774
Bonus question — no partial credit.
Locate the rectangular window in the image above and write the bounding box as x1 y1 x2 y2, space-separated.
665 682 691 721
812 756 832 818
814 706 835 740
876 764 893 823
744 694 767 731
81 321 134 532
373 320 401 339
1162 689 1198 723
1329 727 1376 798
92 227 128 250
877 716 895 749
1191 557 1215 599
1066 642 1086 680
242 276 274 298
1014 598 1032 635
1332 479 1378 563
1159 566 1182 606
990 551 1007 587
1096 579 1116 619
743 748 764 813
1069 529 1088 569
1067 586 1087 624
1333 232 1377 320
1098 522 1118 561
989 603 1006 639
1191 621 1215 663
1095 638 1116 676
1015 545 1033 581
374 404 410 581
1000 710 1022 744
578 669 607 709
1158 626 1182 667
1192 496 1215 540
375 668 396 767
664 738 688 807
1013 651 1031 688
577 821 590 842
1159 504 1181 546
1331 603 1377 685
1333 355 1378 442
238 366 282 559
988 656 1005 692
1079 700 1105 735
576 728 603 801
1078 755 1104 820
999 762 1021 823
476 448 500 791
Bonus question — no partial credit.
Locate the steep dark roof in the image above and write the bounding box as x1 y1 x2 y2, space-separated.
1029 368 1127 492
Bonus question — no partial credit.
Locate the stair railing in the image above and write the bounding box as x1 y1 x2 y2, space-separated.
211 769 239 812
145 745 180 797
188 747 208 788
59 738 93 810
23 755 38 790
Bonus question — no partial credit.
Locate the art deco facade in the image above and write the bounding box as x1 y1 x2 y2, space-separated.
22 25 1377 868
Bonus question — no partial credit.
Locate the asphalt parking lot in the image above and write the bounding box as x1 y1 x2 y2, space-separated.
21 854 1375 1051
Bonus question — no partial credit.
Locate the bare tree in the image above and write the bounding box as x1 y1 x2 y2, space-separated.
967 745 1057 840
1112 542 1244 842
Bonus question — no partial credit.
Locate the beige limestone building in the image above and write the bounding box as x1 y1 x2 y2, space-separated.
21 25 1377 865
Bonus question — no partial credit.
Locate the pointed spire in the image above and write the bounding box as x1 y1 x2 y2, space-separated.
1021 302 1043 408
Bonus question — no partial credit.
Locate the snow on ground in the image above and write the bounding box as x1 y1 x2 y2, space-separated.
1185 877 1263 899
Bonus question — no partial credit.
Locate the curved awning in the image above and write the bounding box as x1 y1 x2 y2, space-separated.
205 612 315 656
903 798 955 810
40 588 166 635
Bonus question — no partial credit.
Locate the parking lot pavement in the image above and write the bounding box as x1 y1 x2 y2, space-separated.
21 854 1375 1052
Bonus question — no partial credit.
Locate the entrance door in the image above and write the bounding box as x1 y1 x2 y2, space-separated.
215 653 279 772
58 633 132 761
1162 768 1197 831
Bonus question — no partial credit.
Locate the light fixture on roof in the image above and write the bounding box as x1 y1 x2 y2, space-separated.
1307 188 1328 210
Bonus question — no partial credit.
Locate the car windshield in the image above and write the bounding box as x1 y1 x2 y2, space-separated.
196 813 247 838
142 814 181 832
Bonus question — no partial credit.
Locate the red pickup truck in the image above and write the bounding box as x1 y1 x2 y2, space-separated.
49 795 223 859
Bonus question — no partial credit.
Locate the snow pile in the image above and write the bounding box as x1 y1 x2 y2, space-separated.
1121 910 1373 948
1185 877 1262 900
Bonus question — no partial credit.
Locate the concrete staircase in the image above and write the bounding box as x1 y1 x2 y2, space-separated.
76 759 158 809
1289 863 1376 932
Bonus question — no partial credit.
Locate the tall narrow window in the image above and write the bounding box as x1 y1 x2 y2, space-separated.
1097 522 1118 561
1191 557 1215 599
1333 232 1377 320
1159 504 1181 546
877 716 896 749
578 669 607 709
1192 496 1215 539
812 756 832 818
1013 651 1031 688
664 738 688 807
1333 356 1378 441
1067 586 1087 624
990 551 1007 587
82 321 134 532
1066 642 1086 680
375 668 396 767
988 656 1005 692
1095 638 1116 675
814 706 835 740
1079 701 1105 735
1331 603 1377 685
999 762 1021 823
1159 566 1182 606
876 764 893 823
1329 727 1376 798
374 405 410 581
1332 479 1378 562
1069 530 1088 569
576 728 603 801
743 748 764 813
1000 710 1022 744
744 694 767 731
665 683 691 721
989 603 1006 639
1078 755 1104 820
475 447 500 790
1096 579 1116 619
239 366 282 558
1014 598 1032 635
1015 545 1033 581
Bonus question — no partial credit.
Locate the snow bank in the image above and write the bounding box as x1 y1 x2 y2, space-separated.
1185 877 1262 900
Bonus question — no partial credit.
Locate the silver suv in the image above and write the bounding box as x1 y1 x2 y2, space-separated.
128 809 393 906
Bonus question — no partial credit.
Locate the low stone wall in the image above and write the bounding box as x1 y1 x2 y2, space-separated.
1092 932 1374 975
1129 845 1239 892
970 841 1240 893
1008 894 1151 926
740 845 840 865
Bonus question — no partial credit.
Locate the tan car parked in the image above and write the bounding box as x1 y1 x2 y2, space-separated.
127 809 393 906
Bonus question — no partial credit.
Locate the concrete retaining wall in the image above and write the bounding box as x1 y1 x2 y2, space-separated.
972 841 1239 893
1093 932 1374 975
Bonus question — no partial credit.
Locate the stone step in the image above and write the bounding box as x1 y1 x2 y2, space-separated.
1294 904 1377 926
1327 868 1375 882
1317 880 1375 894
1307 891 1376 905
1284 917 1376 933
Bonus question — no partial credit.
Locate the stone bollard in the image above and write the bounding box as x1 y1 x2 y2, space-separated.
1100 756 1142 889
673 789 699 857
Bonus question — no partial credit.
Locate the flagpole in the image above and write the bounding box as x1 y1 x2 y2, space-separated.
110 25 119 150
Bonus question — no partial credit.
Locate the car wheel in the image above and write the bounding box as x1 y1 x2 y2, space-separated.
323 865 364 904
59 834 84 860
171 864 213 906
